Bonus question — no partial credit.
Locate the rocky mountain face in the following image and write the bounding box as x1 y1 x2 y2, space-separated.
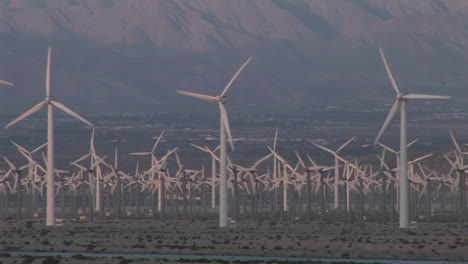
0 0 467 114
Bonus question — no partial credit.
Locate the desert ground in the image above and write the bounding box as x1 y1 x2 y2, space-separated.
0 219 467 263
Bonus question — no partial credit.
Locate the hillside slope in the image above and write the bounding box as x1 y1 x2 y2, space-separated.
0 0 467 114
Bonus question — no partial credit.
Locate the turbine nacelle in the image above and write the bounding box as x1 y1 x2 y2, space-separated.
218 96 227 104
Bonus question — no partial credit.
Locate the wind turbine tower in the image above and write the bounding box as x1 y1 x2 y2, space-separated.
374 48 449 228
177 57 252 227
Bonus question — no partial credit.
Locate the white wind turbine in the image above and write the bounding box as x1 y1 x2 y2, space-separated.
177 56 252 227
191 143 220 209
309 136 355 210
4 46 93 226
129 131 165 212
71 128 109 217
374 48 450 228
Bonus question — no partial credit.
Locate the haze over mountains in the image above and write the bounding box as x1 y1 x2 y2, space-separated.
0 0 468 114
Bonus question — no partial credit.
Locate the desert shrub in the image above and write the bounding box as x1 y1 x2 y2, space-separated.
42 256 60 264
71 254 94 260
119 259 133 264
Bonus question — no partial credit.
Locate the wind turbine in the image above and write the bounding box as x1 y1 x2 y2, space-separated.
71 128 108 217
191 143 220 209
4 46 93 226
177 56 252 227
309 136 355 210
129 130 165 213
374 48 450 228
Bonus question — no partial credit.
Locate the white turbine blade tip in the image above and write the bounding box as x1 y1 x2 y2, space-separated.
0 80 14 86
220 56 252 97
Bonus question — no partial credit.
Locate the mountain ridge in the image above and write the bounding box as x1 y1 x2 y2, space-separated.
0 0 467 114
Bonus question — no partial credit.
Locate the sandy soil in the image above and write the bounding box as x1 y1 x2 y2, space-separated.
0 219 467 263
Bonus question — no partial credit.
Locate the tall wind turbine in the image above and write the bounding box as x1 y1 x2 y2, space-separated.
177 56 252 227
374 48 450 228
4 46 93 226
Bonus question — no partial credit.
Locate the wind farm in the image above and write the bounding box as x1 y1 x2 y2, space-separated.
2 0 468 263
0 47 467 263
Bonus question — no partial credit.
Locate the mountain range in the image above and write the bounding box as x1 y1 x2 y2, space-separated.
0 0 468 115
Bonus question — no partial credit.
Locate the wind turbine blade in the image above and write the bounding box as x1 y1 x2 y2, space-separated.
41 152 48 168
4 101 46 129
374 99 399 144
251 153 273 169
219 103 234 150
71 153 91 165
443 153 457 171
190 143 209 153
160 147 178 163
379 48 400 95
51 100 93 127
267 147 292 170
309 140 336 155
114 148 118 168
90 127 96 153
220 57 252 97
94 155 110 169
273 127 279 151
3 157 15 169
294 151 306 169
10 140 29 154
407 138 419 148
409 153 433 164
200 146 220 162
134 161 140 177
336 136 356 153
379 149 386 168
213 145 221 153
46 46 52 97
306 155 318 168
417 163 429 179
377 142 398 154
15 148 34 164
334 153 351 167
176 90 217 101
129 152 152 156
175 151 182 169
449 131 462 153
403 94 450 100
0 80 14 86
151 130 165 153
32 142 47 154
